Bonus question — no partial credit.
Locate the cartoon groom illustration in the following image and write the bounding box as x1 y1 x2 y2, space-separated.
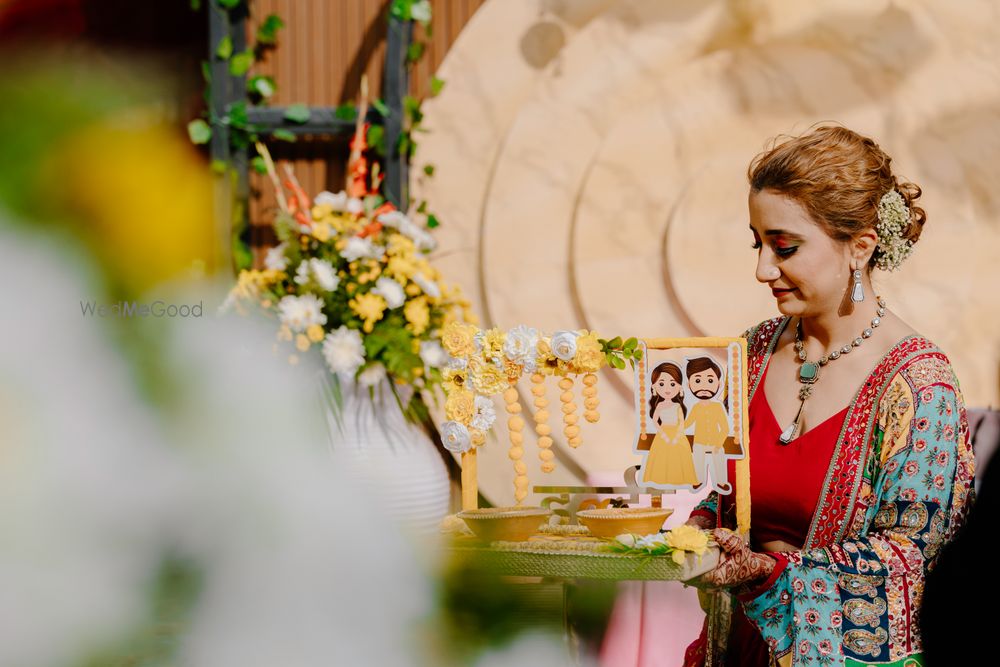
684 356 731 492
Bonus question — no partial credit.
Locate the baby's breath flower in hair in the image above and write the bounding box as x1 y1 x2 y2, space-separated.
874 189 913 272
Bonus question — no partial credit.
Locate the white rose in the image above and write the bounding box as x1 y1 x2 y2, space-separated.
314 190 348 212
357 362 387 388
419 340 448 369
470 395 496 432
264 242 288 271
321 326 365 378
372 276 406 309
550 330 580 361
441 421 471 453
504 325 539 363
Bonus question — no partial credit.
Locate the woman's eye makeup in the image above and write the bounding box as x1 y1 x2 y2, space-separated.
775 245 798 257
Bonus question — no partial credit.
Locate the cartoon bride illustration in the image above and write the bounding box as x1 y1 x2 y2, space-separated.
641 362 699 488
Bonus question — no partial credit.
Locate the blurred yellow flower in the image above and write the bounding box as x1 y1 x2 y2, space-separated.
574 333 604 373
277 325 293 342
664 525 710 556
295 334 310 352
311 204 333 220
306 324 325 343
349 292 387 333
404 296 430 336
311 221 332 242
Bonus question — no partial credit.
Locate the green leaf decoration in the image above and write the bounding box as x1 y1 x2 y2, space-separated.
217 0 242 9
215 35 233 60
251 155 267 174
271 128 297 142
611 355 626 370
623 337 638 353
190 0 202 10
256 14 285 44
371 98 390 117
422 164 435 177
430 76 446 96
427 213 440 229
416 200 428 214
407 41 426 63
403 95 423 124
229 50 254 76
249 75 275 98
633 348 644 361
226 101 248 128
283 104 311 124
609 336 623 349
367 124 385 155
200 61 211 83
187 119 212 144
335 104 358 121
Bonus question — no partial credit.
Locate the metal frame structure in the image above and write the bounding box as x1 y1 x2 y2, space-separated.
207 1 413 215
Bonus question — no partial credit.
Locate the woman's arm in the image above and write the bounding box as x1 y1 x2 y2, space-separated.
739 380 974 664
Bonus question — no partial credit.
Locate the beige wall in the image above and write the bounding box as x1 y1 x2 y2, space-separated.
412 0 1000 504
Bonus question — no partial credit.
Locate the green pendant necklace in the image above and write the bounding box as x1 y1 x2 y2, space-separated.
779 297 887 444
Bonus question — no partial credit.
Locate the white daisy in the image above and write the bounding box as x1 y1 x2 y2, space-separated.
340 237 383 262
411 272 441 299
277 294 327 333
264 242 288 271
357 362 387 388
314 190 348 212
321 326 365 378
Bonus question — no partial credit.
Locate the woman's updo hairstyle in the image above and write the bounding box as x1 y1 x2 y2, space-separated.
747 125 926 270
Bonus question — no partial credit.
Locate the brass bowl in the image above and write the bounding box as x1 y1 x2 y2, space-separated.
457 506 552 542
577 507 674 539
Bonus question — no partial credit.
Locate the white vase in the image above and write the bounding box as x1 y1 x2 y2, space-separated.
322 375 451 537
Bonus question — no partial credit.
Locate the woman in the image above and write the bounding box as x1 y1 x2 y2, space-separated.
643 362 699 488
681 126 975 666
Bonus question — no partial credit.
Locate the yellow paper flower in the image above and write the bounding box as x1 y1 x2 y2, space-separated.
349 292 387 333
469 358 507 396
671 550 686 565
442 322 476 357
574 332 604 373
404 296 430 336
445 387 476 423
664 524 710 556
480 328 506 361
443 367 468 394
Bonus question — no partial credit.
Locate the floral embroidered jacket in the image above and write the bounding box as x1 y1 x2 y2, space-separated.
691 317 976 667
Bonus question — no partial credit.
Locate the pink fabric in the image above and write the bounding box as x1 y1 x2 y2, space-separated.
597 475 710 667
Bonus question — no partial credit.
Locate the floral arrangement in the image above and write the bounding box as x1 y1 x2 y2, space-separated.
438 323 642 503
607 525 712 565
222 114 475 421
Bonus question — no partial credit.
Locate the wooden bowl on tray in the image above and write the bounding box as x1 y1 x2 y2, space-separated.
457 506 552 542
577 507 674 539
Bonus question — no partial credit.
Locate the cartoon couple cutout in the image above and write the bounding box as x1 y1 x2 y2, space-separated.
641 356 732 493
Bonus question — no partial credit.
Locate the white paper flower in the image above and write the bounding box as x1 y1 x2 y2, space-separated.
372 276 406 309
346 198 364 215
411 272 441 298
470 395 496 432
340 237 378 262
504 325 539 364
357 362 387 388
551 330 580 361
441 421 471 453
419 340 448 369
321 326 365 378
615 534 637 548
314 190 348 211
264 242 288 271
277 294 327 333
446 356 468 371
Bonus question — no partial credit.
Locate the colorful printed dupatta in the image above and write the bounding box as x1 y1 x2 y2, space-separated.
691 317 976 667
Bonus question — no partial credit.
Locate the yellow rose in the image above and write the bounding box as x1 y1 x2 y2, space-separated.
442 322 476 357
404 296 430 336
445 387 475 423
349 292 387 333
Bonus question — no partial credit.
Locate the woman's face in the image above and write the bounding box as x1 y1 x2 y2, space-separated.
653 372 681 401
748 189 853 318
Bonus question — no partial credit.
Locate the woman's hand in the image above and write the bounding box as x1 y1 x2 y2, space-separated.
701 528 776 589
684 515 715 531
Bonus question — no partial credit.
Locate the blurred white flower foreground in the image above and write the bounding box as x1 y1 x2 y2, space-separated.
0 225 430 667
